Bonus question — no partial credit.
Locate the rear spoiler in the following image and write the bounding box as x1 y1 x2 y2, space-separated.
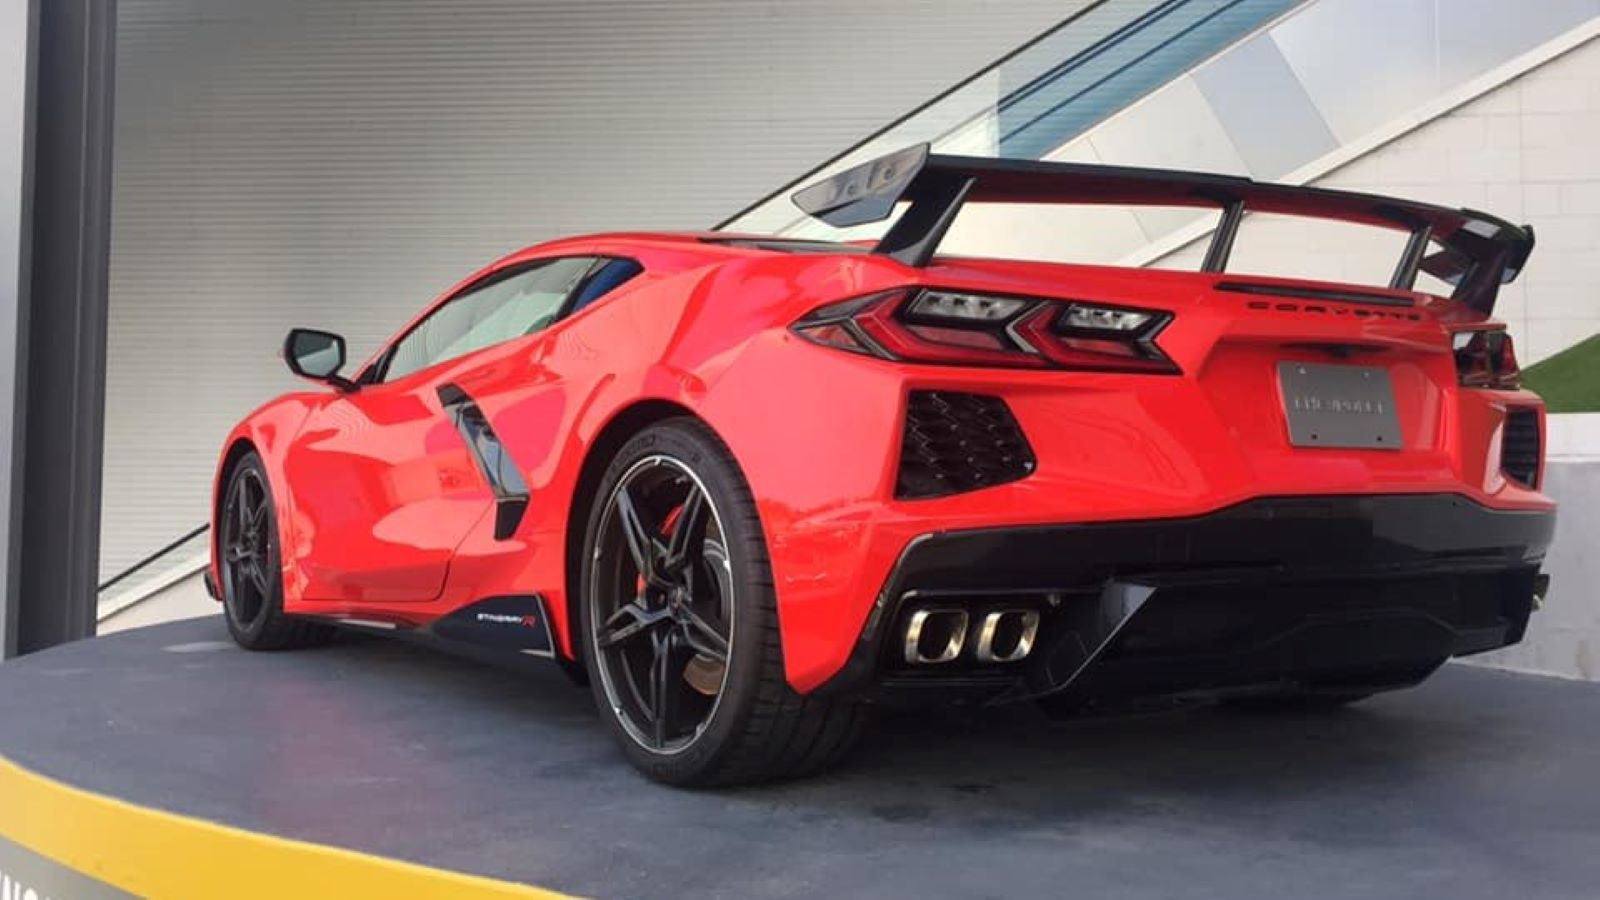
791 144 1534 313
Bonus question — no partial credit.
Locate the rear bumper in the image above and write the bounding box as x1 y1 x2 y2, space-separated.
818 493 1554 703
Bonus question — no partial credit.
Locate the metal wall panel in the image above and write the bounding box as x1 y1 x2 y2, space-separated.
101 0 1075 579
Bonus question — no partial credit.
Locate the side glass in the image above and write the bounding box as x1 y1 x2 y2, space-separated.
384 256 595 382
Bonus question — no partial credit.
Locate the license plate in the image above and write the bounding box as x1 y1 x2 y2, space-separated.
1277 362 1402 450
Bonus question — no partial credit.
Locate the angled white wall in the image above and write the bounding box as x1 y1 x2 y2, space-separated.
1152 33 1600 364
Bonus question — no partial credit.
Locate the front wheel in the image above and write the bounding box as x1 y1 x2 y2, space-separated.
219 452 336 651
580 419 865 786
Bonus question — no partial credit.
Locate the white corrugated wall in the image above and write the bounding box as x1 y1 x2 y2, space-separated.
104 0 1081 579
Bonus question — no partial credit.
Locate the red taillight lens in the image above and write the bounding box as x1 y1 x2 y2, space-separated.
1453 329 1520 389
792 289 1178 374
1011 304 1179 373
855 295 1048 368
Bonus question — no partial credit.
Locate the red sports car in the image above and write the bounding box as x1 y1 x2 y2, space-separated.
209 145 1554 785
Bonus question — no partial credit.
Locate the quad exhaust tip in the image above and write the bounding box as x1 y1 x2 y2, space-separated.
902 607 1041 665
903 608 968 664
974 609 1041 663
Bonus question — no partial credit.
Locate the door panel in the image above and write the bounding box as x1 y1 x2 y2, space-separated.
282 370 494 604
280 256 604 605
279 254 640 610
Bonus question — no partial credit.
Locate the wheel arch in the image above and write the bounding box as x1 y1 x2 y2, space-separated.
216 437 258 500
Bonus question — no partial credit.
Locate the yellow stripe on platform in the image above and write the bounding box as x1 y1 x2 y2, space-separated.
0 755 574 899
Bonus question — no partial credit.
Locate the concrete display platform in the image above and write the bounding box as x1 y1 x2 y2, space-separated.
4 617 1600 898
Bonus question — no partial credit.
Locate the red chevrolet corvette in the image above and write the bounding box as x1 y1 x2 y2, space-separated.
209 145 1554 785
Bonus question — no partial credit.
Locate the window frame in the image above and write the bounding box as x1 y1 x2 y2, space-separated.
360 253 642 385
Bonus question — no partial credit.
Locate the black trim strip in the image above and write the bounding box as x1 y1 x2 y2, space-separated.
1214 281 1415 308
426 594 556 657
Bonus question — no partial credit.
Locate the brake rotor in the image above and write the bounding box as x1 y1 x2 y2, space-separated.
683 654 724 696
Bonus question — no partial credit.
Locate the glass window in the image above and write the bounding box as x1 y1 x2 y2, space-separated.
568 258 643 314
384 257 594 381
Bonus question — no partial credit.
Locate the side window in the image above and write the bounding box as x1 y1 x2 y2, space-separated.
384 257 594 382
568 258 643 314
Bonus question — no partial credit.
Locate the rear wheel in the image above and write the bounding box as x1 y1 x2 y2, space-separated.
580 419 865 786
219 453 336 651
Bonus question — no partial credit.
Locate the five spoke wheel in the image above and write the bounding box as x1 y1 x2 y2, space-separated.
222 466 273 630
590 457 735 754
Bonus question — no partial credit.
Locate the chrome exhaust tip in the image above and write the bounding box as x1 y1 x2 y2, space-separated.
903 608 969 664
973 609 1041 663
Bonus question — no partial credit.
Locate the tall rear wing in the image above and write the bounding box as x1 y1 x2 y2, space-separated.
791 144 1534 314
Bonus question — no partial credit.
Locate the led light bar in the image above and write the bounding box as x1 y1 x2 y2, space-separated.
1061 304 1152 332
907 291 1026 322
793 288 1178 374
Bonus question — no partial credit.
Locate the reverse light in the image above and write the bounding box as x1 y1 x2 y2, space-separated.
1061 304 1153 332
1453 329 1521 390
792 289 1178 373
907 291 1026 322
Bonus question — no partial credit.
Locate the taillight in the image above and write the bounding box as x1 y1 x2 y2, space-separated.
1453 329 1521 389
792 289 1178 374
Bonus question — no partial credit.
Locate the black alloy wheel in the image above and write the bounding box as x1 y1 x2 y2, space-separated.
589 455 735 754
222 464 273 633
219 452 335 651
581 419 866 786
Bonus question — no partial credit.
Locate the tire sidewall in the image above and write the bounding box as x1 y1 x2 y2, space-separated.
579 420 773 783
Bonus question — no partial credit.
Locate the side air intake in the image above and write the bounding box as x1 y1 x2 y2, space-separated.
1501 408 1541 488
896 391 1035 500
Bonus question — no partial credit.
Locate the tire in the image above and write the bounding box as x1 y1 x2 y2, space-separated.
219 452 337 651
579 418 866 786
1220 691 1372 713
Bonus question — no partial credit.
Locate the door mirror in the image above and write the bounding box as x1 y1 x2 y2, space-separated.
284 328 355 391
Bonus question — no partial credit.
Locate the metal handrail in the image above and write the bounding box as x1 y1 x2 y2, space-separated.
97 523 209 594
